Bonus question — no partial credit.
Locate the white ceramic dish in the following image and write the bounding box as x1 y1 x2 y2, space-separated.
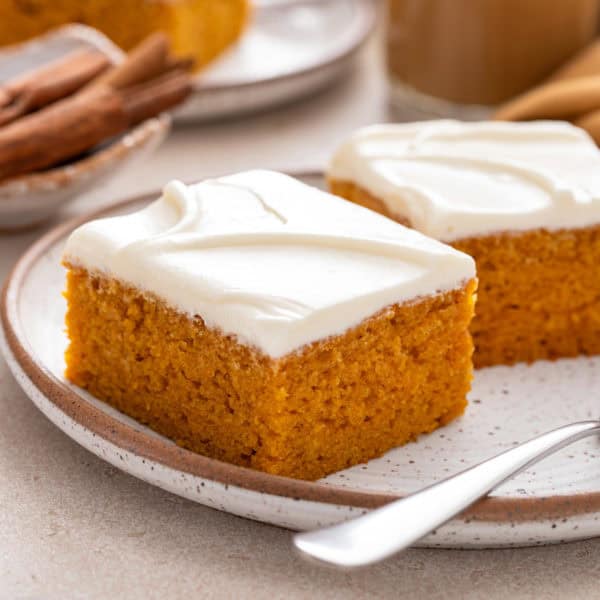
2 172 600 548
178 0 377 121
0 26 170 231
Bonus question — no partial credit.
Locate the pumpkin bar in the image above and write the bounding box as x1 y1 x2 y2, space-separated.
329 120 600 367
62 170 476 480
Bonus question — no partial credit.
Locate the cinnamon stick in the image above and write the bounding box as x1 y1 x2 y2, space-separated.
0 31 194 181
0 88 12 108
123 69 194 124
0 69 192 181
165 55 196 73
574 108 600 143
0 88 128 180
0 49 110 126
493 76 600 121
549 39 600 82
87 31 171 91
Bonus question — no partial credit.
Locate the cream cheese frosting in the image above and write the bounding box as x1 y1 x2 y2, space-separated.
328 120 600 242
63 170 475 358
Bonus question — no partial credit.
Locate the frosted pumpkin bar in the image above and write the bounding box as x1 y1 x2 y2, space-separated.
62 170 476 480
329 120 600 367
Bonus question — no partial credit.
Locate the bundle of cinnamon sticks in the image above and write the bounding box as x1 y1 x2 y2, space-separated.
494 39 600 143
0 32 193 182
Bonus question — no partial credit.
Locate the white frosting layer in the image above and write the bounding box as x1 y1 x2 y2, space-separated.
329 120 600 241
63 170 475 358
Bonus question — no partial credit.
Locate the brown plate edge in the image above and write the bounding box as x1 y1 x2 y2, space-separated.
3 174 600 526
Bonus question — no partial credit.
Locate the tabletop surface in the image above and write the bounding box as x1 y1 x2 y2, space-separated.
2 32 600 600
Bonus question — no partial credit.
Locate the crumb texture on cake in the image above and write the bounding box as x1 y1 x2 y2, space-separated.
0 0 249 70
64 267 476 481
330 180 600 368
454 226 600 367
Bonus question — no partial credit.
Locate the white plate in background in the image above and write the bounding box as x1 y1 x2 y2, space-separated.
178 0 377 121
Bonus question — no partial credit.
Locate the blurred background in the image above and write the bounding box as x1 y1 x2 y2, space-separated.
4 4 600 598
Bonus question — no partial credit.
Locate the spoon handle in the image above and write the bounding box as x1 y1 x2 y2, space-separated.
294 420 600 567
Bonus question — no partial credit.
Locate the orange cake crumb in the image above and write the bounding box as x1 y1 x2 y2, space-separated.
64 266 476 480
329 179 600 368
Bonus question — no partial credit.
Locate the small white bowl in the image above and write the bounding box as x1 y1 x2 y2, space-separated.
0 25 171 231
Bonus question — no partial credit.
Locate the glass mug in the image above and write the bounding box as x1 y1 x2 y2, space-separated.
387 0 600 118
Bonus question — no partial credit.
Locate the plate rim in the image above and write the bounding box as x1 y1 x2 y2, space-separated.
193 0 377 93
3 170 600 524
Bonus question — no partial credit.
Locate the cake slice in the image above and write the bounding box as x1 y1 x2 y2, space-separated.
62 170 476 480
329 120 600 368
0 0 250 71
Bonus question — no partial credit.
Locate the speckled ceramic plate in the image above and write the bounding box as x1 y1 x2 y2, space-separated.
2 172 600 548
177 0 377 121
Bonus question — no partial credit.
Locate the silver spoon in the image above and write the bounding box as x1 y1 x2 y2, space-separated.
293 420 600 567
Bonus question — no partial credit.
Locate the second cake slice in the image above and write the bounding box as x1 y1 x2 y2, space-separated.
329 120 600 367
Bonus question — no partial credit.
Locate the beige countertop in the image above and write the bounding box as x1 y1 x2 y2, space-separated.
2 34 600 600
